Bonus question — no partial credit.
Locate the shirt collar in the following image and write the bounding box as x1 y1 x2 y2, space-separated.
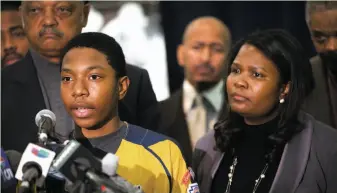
182 79 224 113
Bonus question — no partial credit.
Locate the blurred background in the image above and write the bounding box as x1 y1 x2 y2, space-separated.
39 1 316 101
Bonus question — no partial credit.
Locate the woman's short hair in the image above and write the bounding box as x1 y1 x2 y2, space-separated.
214 29 315 158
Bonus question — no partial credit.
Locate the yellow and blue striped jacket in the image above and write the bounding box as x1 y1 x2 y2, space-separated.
114 124 193 193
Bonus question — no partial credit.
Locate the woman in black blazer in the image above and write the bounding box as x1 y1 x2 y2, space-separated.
192 29 337 193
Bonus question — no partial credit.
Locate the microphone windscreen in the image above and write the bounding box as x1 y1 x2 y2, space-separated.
5 150 22 173
101 153 119 176
35 109 56 127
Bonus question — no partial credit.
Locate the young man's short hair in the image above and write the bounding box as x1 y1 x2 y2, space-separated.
60 32 127 78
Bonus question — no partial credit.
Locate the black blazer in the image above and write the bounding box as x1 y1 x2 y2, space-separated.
158 89 193 166
302 56 334 128
193 112 337 193
1 52 159 152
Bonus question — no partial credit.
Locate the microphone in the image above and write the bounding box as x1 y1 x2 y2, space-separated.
51 140 102 183
53 141 144 193
101 153 119 177
60 157 142 193
52 140 108 193
52 140 144 193
89 151 143 193
1 148 20 190
89 147 119 177
15 143 56 191
35 109 56 144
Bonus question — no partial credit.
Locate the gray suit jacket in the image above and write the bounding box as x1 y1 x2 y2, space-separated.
193 112 337 193
302 56 334 128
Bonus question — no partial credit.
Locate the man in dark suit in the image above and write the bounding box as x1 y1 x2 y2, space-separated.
1 1 158 152
158 16 231 165
1 1 29 68
303 1 337 128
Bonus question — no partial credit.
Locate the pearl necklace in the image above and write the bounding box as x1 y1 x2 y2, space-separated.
225 156 269 193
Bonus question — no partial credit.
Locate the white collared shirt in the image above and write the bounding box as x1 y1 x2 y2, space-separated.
182 79 224 148
182 79 224 133
182 80 224 115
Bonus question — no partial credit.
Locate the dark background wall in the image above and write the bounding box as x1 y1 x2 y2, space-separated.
160 1 316 94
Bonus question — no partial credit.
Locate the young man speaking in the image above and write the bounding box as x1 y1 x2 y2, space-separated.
60 32 198 193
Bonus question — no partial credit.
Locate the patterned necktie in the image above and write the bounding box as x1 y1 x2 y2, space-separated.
187 95 218 149
187 95 207 149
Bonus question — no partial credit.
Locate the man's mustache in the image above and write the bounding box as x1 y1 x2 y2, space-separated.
39 27 64 37
195 63 215 73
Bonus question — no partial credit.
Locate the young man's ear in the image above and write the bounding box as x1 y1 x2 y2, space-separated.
118 76 130 100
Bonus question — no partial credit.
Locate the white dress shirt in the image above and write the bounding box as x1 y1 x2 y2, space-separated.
182 80 225 148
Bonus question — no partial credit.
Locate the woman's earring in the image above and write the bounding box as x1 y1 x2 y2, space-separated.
280 98 285 104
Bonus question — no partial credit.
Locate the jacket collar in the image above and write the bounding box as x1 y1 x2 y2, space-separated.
269 112 313 193
206 112 314 193
302 55 332 125
10 51 37 84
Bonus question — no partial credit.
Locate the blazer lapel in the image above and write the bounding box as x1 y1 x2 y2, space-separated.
159 89 193 164
10 52 37 84
160 90 184 132
2 52 47 151
174 90 194 163
9 52 46 112
269 113 313 193
205 151 224 193
18 52 46 108
303 56 332 125
194 130 225 193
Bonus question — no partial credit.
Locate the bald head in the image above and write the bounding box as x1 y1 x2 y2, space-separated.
178 16 231 91
182 16 231 47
